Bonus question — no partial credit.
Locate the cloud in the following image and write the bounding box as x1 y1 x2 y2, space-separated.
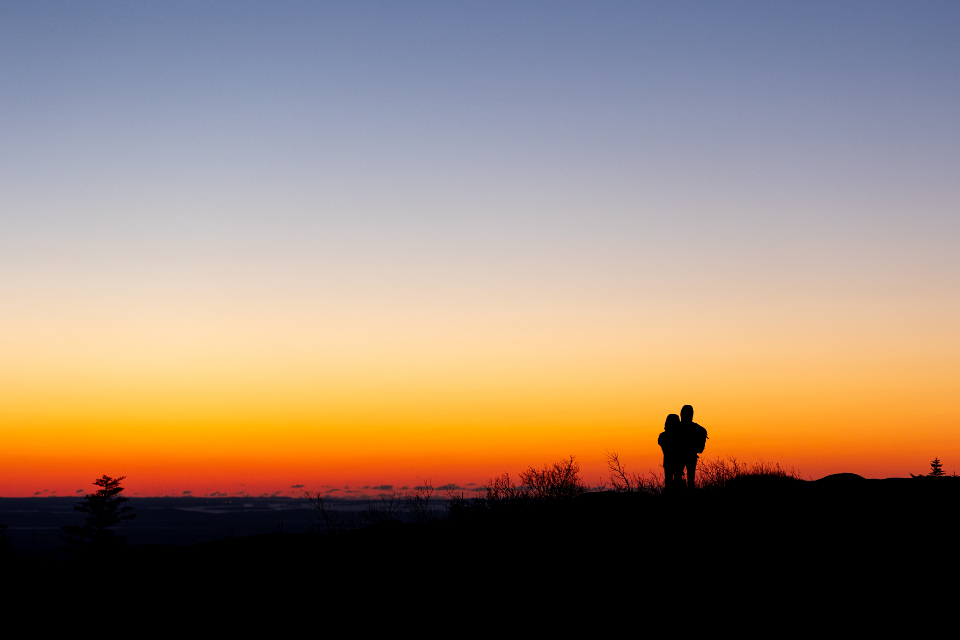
466 483 476 486
436 484 465 491
370 485 393 491
291 484 304 489
182 490 192 495
33 491 41 495
205 491 227 497
399 486 409 490
270 491 282 497
76 489 84 493
324 488 340 493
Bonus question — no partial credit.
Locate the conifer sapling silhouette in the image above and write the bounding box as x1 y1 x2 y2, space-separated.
929 458 945 477
61 475 136 555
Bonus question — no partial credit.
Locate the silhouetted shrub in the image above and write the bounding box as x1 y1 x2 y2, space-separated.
519 456 588 503
358 492 405 526
405 480 439 524
476 472 529 511
61 475 136 557
445 489 472 519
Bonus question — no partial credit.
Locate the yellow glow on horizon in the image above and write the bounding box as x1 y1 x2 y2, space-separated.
3 286 958 496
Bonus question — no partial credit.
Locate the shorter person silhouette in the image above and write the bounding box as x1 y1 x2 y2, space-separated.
658 413 685 491
678 404 708 489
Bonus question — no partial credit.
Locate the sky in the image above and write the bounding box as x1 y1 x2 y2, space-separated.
2 1 959 497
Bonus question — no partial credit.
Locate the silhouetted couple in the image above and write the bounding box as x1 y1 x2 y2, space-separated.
658 405 708 491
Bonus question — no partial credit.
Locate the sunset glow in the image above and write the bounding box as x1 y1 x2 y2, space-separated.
2 2 959 496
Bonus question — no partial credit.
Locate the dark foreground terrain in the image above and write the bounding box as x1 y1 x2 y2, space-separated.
5 474 959 611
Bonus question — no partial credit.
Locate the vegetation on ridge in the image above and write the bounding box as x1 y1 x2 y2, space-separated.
60 475 136 557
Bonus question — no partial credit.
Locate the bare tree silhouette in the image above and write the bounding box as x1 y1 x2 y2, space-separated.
303 491 353 534
359 492 405 525
405 480 437 524
605 451 650 493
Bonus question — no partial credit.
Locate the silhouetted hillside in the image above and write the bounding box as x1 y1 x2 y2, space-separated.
8 474 958 599
5 468 958 626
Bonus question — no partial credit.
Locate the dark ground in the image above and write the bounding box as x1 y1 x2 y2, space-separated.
4 474 959 612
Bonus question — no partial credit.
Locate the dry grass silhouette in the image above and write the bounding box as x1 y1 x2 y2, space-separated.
304 454 810 533
695 457 803 490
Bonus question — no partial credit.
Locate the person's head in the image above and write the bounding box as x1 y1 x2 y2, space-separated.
665 413 680 429
680 405 694 422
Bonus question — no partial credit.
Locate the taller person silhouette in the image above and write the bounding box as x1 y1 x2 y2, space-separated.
679 405 708 489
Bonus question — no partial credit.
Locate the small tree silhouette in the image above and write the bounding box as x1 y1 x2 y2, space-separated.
929 458 945 477
61 475 136 557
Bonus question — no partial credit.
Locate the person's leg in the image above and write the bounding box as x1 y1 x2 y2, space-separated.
672 461 684 490
686 457 697 489
666 463 679 491
664 457 677 491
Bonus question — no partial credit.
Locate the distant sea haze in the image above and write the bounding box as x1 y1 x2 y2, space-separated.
0 496 375 551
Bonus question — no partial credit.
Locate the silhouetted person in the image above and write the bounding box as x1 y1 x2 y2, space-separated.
678 405 708 489
658 414 685 491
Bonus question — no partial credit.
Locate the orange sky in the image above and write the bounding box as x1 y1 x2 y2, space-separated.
2 282 957 497
3 4 959 497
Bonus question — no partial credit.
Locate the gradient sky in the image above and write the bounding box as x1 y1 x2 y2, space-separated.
2 2 959 497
